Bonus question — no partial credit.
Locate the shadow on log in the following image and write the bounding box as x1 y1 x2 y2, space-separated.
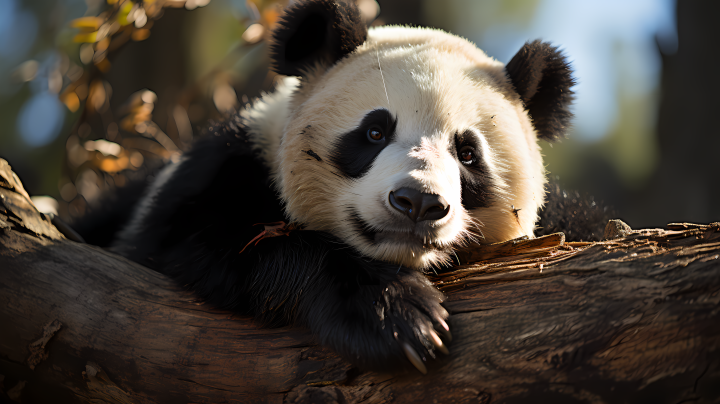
1 158 719 404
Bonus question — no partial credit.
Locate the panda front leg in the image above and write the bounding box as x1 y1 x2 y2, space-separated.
248 232 451 373
306 263 451 374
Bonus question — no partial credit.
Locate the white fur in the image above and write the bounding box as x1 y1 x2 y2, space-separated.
246 26 547 269
241 77 300 174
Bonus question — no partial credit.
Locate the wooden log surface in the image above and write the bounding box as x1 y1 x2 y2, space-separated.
1 159 720 404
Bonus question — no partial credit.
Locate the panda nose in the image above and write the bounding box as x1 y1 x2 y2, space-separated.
389 188 450 223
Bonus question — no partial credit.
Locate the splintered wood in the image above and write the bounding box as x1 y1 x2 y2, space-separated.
433 222 720 292
0 160 64 240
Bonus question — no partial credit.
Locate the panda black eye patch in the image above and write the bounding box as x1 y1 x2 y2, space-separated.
331 109 397 178
454 130 493 209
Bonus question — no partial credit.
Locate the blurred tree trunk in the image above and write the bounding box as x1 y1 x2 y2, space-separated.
105 8 190 134
645 1 720 224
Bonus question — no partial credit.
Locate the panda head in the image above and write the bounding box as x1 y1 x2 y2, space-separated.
268 0 574 269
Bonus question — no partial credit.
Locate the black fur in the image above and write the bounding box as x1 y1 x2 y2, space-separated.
454 130 493 209
108 119 447 371
330 109 397 178
270 0 368 76
536 179 615 242
110 119 281 266
505 40 575 141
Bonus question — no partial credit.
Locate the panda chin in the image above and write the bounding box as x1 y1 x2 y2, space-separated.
348 209 452 269
375 231 442 250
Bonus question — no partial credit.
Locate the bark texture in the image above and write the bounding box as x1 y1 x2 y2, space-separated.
1 159 719 404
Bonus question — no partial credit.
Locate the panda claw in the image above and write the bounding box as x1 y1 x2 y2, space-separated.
437 326 452 342
436 343 449 355
402 342 427 374
428 329 449 355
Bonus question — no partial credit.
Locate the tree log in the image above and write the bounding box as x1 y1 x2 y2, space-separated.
1 159 719 404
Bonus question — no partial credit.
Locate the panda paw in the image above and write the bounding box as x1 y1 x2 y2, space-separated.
374 269 450 374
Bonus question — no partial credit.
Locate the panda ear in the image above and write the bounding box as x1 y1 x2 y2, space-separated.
505 40 575 141
270 0 368 76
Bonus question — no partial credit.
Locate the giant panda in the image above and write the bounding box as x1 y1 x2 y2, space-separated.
103 0 574 374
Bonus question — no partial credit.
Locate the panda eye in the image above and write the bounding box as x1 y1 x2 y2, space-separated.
366 125 384 143
458 146 476 166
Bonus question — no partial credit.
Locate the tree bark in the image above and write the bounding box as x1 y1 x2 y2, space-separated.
1 158 719 404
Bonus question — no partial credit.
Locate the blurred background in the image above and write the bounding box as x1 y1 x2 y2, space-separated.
0 0 717 230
